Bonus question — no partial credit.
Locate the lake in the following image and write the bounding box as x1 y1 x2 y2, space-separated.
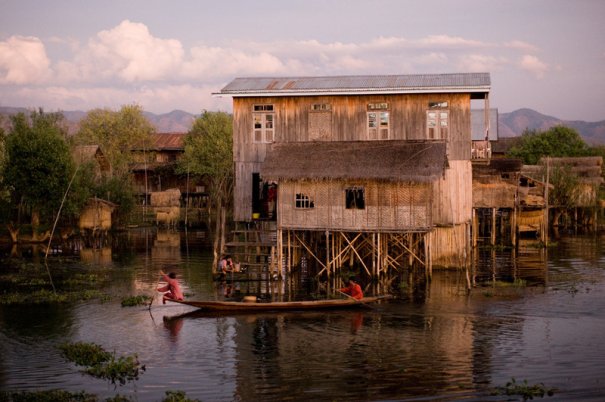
1 229 604 401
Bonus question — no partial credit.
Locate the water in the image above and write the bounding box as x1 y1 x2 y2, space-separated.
1 230 605 401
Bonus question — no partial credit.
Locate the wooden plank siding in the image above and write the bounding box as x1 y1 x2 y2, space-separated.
233 94 472 221
432 160 473 226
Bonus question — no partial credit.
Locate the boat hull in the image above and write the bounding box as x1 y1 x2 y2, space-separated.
170 296 390 312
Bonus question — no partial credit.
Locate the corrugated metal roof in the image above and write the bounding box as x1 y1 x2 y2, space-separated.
216 73 490 96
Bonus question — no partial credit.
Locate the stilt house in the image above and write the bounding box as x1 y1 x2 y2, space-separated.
216 73 491 276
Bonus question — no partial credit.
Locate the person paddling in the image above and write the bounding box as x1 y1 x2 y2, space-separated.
157 270 184 304
339 276 363 300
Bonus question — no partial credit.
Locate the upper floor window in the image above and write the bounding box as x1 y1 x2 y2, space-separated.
367 103 389 140
427 101 448 139
253 104 274 143
311 103 331 111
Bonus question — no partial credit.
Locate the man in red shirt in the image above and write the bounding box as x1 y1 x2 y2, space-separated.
157 270 184 304
340 276 363 300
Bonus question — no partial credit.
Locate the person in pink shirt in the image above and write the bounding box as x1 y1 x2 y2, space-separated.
157 270 184 304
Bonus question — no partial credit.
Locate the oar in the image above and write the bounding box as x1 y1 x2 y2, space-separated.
149 273 162 311
337 290 377 309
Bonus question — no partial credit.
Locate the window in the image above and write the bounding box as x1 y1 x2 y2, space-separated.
367 103 389 140
345 187 365 209
429 101 448 109
253 105 274 143
426 110 448 139
311 103 331 111
295 193 314 209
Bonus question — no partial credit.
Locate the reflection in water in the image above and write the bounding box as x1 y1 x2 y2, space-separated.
0 233 604 400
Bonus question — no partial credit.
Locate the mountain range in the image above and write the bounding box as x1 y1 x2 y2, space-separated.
1 106 603 145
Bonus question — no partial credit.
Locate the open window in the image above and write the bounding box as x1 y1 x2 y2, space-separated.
345 187 365 209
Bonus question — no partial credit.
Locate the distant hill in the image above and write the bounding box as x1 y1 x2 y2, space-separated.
499 108 605 145
0 107 196 134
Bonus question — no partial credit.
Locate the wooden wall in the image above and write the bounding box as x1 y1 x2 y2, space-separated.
431 160 473 225
277 180 432 231
232 93 473 221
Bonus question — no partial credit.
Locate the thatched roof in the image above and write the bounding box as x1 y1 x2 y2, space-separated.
261 141 447 182
73 145 110 171
473 158 523 177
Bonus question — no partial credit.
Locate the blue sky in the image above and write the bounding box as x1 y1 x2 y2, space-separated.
1 0 604 121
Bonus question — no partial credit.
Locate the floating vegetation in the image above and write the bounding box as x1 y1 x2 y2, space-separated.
0 389 97 402
58 342 112 367
492 378 556 401
58 342 145 386
0 262 111 305
494 278 527 288
120 295 152 307
162 390 201 402
85 354 145 386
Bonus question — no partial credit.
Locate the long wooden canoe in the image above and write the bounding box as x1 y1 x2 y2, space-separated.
169 296 391 312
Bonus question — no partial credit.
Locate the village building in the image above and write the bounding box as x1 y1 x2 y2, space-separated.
129 132 208 227
215 73 491 277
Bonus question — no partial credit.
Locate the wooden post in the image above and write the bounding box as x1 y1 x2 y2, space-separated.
491 208 496 246
325 230 330 278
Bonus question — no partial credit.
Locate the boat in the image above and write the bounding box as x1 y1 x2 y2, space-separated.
168 295 392 312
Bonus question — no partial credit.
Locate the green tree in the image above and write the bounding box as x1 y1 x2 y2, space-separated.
507 126 589 165
74 104 154 177
179 111 233 265
3 111 75 240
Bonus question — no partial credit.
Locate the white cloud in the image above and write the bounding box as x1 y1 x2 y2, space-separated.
504 40 539 52
0 36 51 84
456 54 507 73
519 54 548 78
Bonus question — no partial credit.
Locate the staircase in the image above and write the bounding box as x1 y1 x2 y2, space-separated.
225 220 279 280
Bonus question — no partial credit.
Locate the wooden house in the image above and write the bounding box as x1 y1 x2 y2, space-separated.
215 73 491 275
129 133 209 225
79 197 116 247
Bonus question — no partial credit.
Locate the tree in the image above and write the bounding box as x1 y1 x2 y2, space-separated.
3 111 75 240
507 126 589 165
179 111 233 266
74 104 154 178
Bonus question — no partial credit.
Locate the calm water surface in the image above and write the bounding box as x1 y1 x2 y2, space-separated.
1 230 604 401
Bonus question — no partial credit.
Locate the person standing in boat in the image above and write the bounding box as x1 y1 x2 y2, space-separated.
340 276 363 300
157 270 184 304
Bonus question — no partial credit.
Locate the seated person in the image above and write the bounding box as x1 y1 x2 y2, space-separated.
339 276 363 300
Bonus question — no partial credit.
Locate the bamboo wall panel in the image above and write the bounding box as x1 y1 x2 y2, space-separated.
278 180 432 231
428 223 469 268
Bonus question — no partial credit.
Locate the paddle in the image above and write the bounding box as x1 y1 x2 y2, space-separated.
337 290 377 309
149 273 162 311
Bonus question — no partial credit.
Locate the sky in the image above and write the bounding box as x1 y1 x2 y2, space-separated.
1 0 604 121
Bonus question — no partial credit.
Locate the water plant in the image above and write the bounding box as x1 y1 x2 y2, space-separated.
58 342 145 386
492 377 555 400
58 342 112 367
0 389 97 402
162 390 201 402
120 295 152 307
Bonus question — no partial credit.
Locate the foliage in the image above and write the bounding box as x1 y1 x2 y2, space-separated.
507 126 589 165
59 342 145 386
0 389 97 402
179 111 233 208
74 105 154 178
92 175 137 223
492 378 555 400
548 165 580 208
162 390 201 402
120 295 151 307
3 110 75 226
58 342 112 367
84 354 145 386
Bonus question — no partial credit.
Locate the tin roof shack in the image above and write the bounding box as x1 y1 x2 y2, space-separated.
216 73 491 276
525 156 604 229
471 158 549 245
